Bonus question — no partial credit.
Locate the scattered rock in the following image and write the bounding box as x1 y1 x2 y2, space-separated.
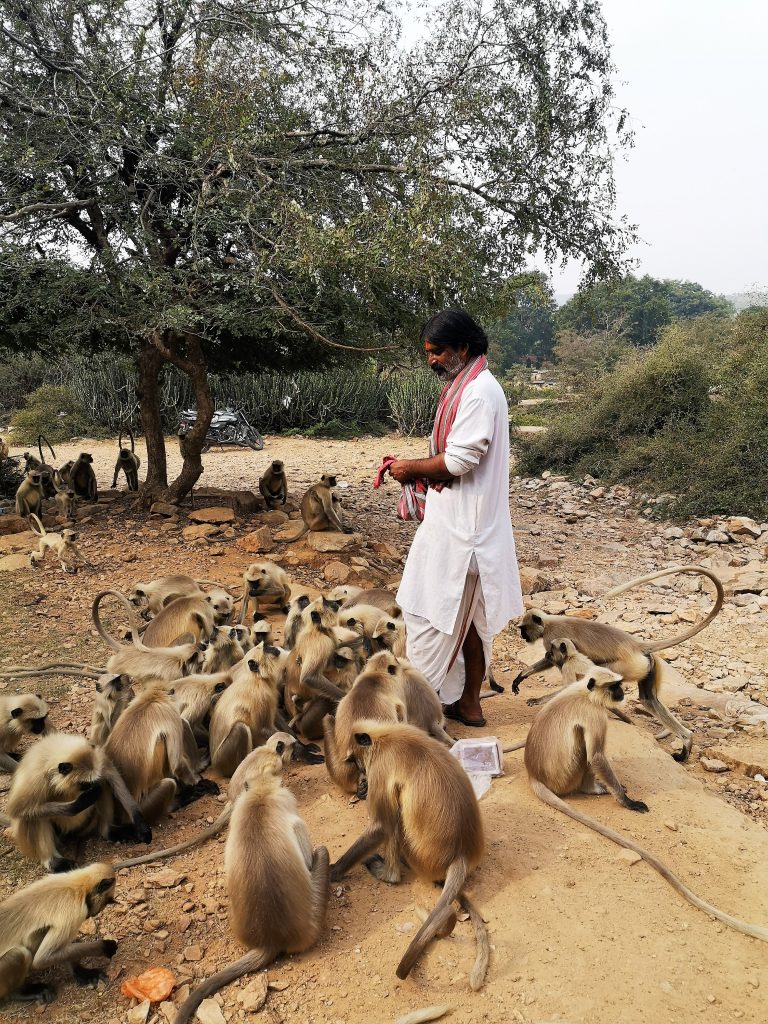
145 869 186 889
536 553 559 569
727 516 762 538
237 526 274 554
519 566 549 595
238 975 269 1012
261 510 290 527
182 944 203 962
616 849 642 866
187 506 235 525
700 758 729 773
268 979 290 992
126 1000 151 1024
274 521 308 542
194 998 226 1024
182 524 220 541
323 560 351 584
663 820 678 832
589 486 606 498
0 553 30 572
0 514 30 535
307 531 359 552
372 541 400 558
150 501 178 517
662 527 684 540
705 530 731 544
158 1001 177 1023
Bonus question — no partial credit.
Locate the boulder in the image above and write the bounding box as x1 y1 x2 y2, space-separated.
261 510 290 527
187 506 235 525
705 530 731 544
193 487 260 515
308 531 361 553
274 521 308 543
182 523 220 540
323 560 351 584
150 501 178 517
237 526 274 554
0 514 30 536
727 516 762 538
519 566 548 595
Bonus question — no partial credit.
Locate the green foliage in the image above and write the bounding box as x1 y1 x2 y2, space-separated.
9 385 107 444
488 272 558 373
387 371 441 436
553 329 631 390
517 311 768 518
556 275 733 347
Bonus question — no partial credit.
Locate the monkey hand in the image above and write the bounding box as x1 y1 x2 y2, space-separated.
132 811 153 844
101 939 118 958
329 862 345 883
626 798 649 813
67 782 103 815
511 674 524 695
73 964 109 987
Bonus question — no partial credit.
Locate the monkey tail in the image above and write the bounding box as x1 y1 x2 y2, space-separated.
114 805 232 869
118 426 135 453
174 948 277 1024
92 591 143 652
530 779 768 943
37 434 56 462
458 892 490 990
394 1008 451 1024
28 512 45 537
396 859 468 981
502 739 527 753
602 565 724 652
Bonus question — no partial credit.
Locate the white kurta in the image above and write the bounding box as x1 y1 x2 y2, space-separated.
397 367 523 636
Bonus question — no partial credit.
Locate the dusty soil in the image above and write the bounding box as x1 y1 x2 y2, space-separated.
1 435 767 1024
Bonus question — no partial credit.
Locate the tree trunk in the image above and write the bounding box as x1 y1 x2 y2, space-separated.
164 332 213 502
136 340 168 503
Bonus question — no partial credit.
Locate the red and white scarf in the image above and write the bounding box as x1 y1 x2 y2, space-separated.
374 354 488 521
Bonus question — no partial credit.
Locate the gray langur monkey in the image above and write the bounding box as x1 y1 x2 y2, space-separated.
200 626 246 673
23 436 57 498
92 589 213 650
524 672 768 943
283 594 312 650
208 646 281 777
0 693 50 773
339 587 401 617
332 722 489 989
69 452 98 502
113 732 299 870
259 459 288 508
173 743 329 1024
0 863 117 1004
89 674 134 746
112 427 140 490
526 638 634 725
28 513 88 573
513 565 724 762
128 575 206 617
238 561 292 623
53 480 77 521
296 473 352 536
15 470 44 519
4 733 151 870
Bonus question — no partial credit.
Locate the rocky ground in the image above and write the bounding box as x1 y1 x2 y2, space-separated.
1 435 767 1024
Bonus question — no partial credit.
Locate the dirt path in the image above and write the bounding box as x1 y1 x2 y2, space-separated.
1 436 767 1024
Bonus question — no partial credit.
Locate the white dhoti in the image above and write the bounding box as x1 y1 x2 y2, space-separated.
403 556 494 704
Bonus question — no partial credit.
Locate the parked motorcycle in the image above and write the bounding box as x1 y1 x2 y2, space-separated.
178 407 264 452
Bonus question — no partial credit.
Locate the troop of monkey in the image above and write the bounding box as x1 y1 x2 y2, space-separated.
2 544 768 1010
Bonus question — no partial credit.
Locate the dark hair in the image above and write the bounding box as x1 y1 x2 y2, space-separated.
420 308 488 356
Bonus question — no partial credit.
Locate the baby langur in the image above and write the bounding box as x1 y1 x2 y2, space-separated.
5 733 151 870
524 672 768 943
527 638 633 724
290 645 361 741
89 674 134 746
15 470 44 519
250 617 272 648
201 626 245 673
173 743 329 1024
113 732 298 869
239 561 292 623
53 481 77 521
0 693 49 772
332 722 489 989
28 514 88 574
514 565 724 762
0 863 117 1004
112 427 140 490
69 452 97 501
284 598 349 707
259 459 288 508
296 473 352 536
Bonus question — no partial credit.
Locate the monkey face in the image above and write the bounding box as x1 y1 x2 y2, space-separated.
321 474 338 488
28 715 49 735
86 870 117 916
272 460 283 473
29 472 42 485
10 695 50 734
79 453 94 464
520 611 544 643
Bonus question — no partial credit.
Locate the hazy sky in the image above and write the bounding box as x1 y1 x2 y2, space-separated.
550 0 768 297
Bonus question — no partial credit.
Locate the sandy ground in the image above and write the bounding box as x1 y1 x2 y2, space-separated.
1 435 767 1024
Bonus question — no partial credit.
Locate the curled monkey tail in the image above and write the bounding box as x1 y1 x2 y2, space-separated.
396 858 468 981
602 565 724 652
458 892 490 991
92 590 143 652
529 779 768 943
28 512 46 537
174 948 277 1024
114 805 232 869
38 434 56 462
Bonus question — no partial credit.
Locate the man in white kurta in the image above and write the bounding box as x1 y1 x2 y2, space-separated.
391 310 523 726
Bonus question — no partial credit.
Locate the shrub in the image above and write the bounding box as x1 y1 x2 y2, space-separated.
9 385 106 444
387 370 440 435
0 454 23 500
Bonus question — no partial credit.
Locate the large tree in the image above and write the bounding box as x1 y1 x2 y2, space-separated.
0 0 634 500
487 271 557 373
556 274 733 346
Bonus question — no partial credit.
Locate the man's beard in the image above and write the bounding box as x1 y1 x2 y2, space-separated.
431 351 464 379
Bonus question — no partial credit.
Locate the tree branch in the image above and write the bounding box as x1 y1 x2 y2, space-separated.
0 198 95 222
269 283 399 352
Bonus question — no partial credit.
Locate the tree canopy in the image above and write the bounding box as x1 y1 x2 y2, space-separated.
555 274 733 346
0 0 635 497
487 271 557 373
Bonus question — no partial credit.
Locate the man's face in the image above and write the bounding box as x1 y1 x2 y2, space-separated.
424 339 469 380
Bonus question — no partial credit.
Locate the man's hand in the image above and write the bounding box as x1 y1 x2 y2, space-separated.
389 460 415 483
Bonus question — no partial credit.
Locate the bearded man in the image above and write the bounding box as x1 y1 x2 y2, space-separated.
391 309 523 726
